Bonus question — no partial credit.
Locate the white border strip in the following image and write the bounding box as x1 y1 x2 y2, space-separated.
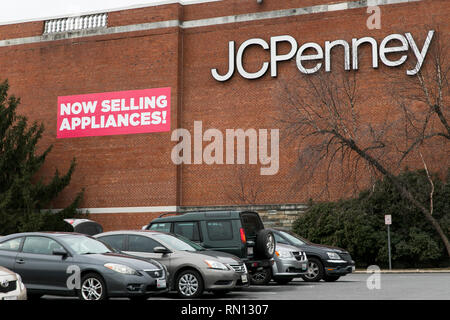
0 0 222 26
46 206 178 214
182 0 421 28
0 19 181 47
0 0 422 48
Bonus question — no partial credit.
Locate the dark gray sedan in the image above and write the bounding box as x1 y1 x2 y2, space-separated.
95 230 249 298
0 232 168 300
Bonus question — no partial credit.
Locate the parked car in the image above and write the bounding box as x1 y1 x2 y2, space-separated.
272 243 308 285
269 229 355 282
0 266 27 300
64 219 103 236
95 230 249 298
0 232 168 300
145 211 276 285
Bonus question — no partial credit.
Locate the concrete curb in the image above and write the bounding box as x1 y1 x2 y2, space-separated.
354 269 450 274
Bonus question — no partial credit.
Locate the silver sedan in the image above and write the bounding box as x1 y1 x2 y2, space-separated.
96 230 249 298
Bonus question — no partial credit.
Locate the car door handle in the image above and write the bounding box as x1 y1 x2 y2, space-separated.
16 259 25 264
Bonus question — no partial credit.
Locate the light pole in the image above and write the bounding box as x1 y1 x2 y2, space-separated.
385 215 392 270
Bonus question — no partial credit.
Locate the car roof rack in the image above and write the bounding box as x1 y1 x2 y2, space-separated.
156 209 258 219
157 211 183 218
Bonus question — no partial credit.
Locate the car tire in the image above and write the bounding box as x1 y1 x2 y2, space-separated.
78 273 107 301
176 269 204 298
301 257 324 282
323 275 340 282
274 277 294 285
254 229 275 259
250 267 272 285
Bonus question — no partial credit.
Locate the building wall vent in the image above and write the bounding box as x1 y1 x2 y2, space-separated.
43 13 108 34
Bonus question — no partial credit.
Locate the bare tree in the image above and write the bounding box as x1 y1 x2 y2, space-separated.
277 31 449 256
391 30 449 163
225 166 264 204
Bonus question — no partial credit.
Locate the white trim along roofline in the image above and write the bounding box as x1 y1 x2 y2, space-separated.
0 0 222 26
0 0 422 48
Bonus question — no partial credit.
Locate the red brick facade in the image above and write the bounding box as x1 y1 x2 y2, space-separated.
1 0 448 231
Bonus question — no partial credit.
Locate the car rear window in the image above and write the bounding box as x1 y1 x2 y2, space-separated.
206 221 233 241
98 235 126 251
22 237 64 255
240 213 264 238
174 222 201 242
0 237 22 252
149 222 172 232
128 235 161 253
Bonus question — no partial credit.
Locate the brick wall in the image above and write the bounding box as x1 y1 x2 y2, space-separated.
0 21 43 40
0 0 448 230
89 212 161 232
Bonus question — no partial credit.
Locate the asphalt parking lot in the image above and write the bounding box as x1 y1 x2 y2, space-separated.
43 273 450 300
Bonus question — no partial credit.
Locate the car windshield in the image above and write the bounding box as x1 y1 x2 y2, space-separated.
60 235 113 255
153 233 204 252
280 231 308 246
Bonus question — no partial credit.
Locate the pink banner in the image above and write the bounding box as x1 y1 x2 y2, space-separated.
57 87 170 139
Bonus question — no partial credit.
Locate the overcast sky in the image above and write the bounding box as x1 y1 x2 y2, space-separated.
0 0 215 25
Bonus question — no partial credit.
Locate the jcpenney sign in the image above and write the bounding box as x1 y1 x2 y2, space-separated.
211 30 434 81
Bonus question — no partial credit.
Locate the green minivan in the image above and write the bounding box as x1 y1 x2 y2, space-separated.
145 211 276 285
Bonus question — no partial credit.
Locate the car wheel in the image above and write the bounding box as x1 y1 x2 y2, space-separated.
250 267 272 285
274 277 294 285
176 269 204 298
324 275 340 282
301 258 324 282
78 273 107 301
255 229 276 259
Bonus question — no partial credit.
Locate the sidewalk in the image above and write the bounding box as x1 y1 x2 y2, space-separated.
354 268 450 274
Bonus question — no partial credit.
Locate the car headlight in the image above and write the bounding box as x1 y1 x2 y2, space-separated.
151 260 166 274
326 252 341 260
275 249 293 259
104 263 140 275
15 273 26 290
204 260 229 270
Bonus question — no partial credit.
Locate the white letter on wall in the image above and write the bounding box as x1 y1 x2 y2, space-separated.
236 38 270 79
211 41 235 81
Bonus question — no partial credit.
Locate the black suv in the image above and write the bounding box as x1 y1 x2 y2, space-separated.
269 229 355 282
145 211 276 285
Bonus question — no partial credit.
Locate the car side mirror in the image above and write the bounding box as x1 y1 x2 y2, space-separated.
153 247 171 255
53 248 68 257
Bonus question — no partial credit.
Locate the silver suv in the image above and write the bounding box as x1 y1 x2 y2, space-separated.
272 243 308 284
